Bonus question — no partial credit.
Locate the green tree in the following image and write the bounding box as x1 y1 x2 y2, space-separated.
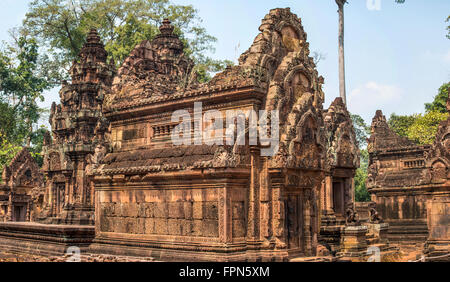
28 126 49 167
388 113 418 137
0 37 50 168
21 0 227 83
355 149 370 202
350 114 371 202
447 15 450 40
350 114 370 148
406 111 449 145
0 133 22 182
0 102 19 143
425 82 449 114
0 37 50 146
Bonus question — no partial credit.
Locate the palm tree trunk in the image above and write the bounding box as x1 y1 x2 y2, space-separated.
336 0 347 105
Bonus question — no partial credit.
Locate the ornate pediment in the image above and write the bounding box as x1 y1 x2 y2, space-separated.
1 148 43 189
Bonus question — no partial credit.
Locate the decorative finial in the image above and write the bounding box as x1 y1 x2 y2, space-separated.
159 18 174 35
86 28 101 44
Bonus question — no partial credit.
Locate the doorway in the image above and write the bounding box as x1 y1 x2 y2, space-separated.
285 194 304 251
333 181 344 216
13 205 26 221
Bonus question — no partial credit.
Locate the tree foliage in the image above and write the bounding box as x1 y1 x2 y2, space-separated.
355 148 370 202
350 114 371 202
425 82 449 114
350 114 370 148
21 0 227 83
388 82 449 144
0 37 50 145
406 111 448 145
388 113 418 138
0 133 23 182
447 15 450 40
0 36 50 167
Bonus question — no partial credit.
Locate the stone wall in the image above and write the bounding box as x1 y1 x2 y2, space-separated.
97 188 231 238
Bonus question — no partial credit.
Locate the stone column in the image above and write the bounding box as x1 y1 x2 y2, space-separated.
325 174 334 214
247 146 260 242
26 202 31 221
271 172 285 248
259 157 271 241
219 183 232 243
6 194 13 221
78 157 86 205
303 189 312 256
51 183 57 216
64 174 70 208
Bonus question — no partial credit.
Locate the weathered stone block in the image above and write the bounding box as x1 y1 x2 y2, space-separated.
154 202 167 218
192 202 203 219
154 218 168 235
204 202 218 220
135 218 145 234
183 202 193 219
128 203 139 218
192 220 203 236
144 218 155 234
113 217 127 233
181 221 193 236
168 202 184 219
232 219 246 238
202 219 219 237
232 202 244 219
100 216 113 232
124 218 136 234
168 219 182 235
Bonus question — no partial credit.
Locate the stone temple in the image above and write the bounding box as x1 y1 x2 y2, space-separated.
0 8 446 262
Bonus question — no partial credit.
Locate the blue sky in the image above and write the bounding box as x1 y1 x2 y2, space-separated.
1 0 449 125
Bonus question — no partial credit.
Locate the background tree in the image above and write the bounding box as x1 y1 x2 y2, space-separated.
351 113 371 202
388 113 418 137
406 111 448 145
447 15 450 40
388 82 449 144
21 0 228 84
355 149 370 202
0 36 51 170
351 114 370 147
0 37 50 146
0 133 22 182
425 82 449 113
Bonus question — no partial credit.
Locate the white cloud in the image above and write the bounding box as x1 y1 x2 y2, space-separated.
347 81 404 122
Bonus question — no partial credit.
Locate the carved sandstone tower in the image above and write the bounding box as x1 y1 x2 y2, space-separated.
40 29 115 225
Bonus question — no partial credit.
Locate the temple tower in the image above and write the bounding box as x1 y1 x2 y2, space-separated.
40 29 115 225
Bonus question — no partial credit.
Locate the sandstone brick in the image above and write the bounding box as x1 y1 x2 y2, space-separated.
232 202 244 219
192 202 203 219
202 220 219 237
203 202 218 220
144 218 155 234
168 202 184 219
232 219 246 238
168 219 182 235
183 202 193 219
154 202 167 218
154 219 168 235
